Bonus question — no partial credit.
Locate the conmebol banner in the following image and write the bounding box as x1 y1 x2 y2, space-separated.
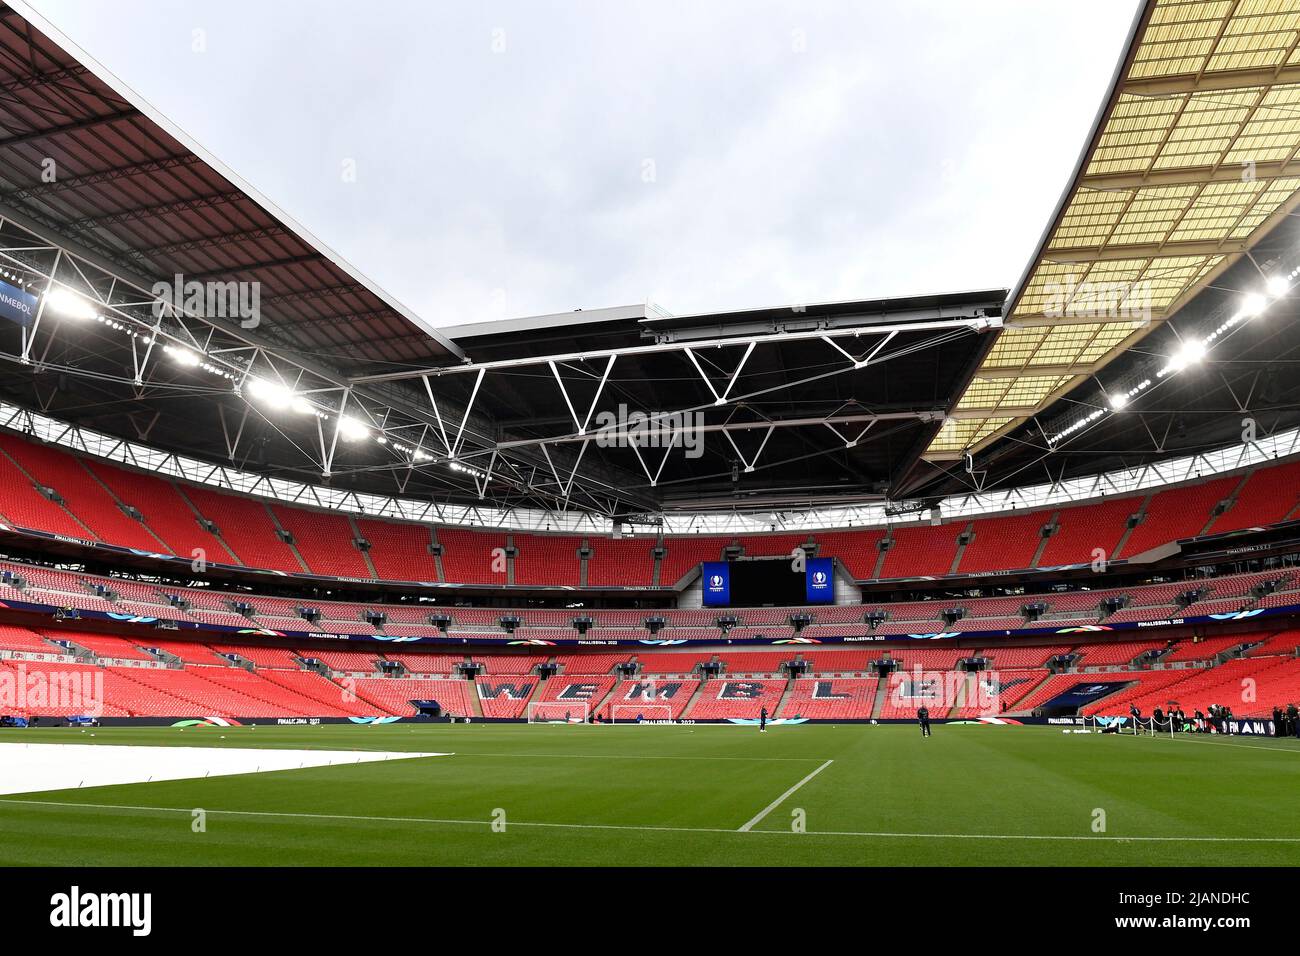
0 280 37 328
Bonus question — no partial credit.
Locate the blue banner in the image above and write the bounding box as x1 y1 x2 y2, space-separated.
701 561 730 606
805 557 834 603
1040 681 1127 710
0 280 37 328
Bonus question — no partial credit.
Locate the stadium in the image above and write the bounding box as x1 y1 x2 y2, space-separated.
1 0 1300 901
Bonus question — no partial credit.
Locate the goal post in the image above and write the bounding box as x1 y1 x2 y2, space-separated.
526 701 588 724
610 704 674 724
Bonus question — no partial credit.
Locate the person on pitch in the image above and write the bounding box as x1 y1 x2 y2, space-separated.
917 705 931 737
759 706 768 733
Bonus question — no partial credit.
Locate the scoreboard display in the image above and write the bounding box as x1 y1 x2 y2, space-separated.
701 557 835 607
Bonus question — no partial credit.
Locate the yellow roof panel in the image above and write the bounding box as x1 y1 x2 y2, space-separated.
925 0 1300 461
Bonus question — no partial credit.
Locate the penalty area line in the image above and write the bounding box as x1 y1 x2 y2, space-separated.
3 798 1300 842
738 759 833 832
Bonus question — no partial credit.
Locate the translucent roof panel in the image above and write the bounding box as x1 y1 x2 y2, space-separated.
925 0 1300 459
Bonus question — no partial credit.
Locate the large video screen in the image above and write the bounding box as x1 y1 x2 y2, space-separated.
701 558 835 607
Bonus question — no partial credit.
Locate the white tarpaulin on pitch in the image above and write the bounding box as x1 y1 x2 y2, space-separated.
0 743 451 795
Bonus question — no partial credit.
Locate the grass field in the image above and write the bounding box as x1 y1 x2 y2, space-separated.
2 722 1299 866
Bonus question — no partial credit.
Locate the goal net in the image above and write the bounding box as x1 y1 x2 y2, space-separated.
526 701 588 724
610 704 674 724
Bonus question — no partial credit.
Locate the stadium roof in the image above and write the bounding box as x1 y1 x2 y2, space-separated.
925 0 1300 463
5 0 1300 521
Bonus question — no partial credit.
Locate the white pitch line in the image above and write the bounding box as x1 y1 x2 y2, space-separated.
1145 734 1300 756
445 751 823 763
5 798 1300 843
737 759 833 832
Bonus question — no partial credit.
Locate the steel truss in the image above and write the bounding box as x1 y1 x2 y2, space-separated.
0 205 997 518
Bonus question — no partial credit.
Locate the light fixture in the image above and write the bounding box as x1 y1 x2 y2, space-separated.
337 415 370 441
1108 393 1128 411
1240 292 1267 316
163 344 201 367
1266 276 1289 298
1169 337 1205 371
246 377 295 410
44 287 97 320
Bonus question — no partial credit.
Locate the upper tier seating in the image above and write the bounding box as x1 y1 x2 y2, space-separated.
878 523 963 578
737 534 811 558
658 536 728 585
270 505 372 579
84 460 234 561
0 443 96 539
0 434 159 550
1209 460 1300 534
355 518 440 582
959 512 1045 573
512 533 581 587
585 536 657 587
181 485 303 572
1119 477 1237 558
5 427 1300 589
436 526 507 586
1038 496 1139 566
812 529 884 579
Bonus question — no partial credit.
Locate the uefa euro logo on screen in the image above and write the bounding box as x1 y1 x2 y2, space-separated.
701 562 730 606
805 558 834 603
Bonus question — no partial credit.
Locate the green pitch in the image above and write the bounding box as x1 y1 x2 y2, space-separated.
1 722 1298 866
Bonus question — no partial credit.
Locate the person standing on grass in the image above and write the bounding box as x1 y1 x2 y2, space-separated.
917 705 931 737
759 706 768 733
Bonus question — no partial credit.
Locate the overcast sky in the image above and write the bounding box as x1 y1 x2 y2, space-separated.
29 0 1140 328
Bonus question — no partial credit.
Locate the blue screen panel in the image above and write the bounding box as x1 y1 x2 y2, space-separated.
701 561 731 606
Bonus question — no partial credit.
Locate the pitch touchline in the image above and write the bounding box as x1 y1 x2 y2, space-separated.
10 795 1294 842
447 751 823 762
1144 735 1300 755
738 759 834 831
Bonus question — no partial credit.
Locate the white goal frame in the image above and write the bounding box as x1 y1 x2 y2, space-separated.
610 704 674 724
526 701 588 724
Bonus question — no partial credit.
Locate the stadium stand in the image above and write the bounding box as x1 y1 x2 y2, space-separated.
0 435 162 551
959 512 1046 573
812 529 884 579
782 678 876 719
658 536 728 585
355 518 440 582
1119 477 1236 558
687 679 786 719
512 533 581 587
1209 460 1300 535
180 485 303 573
878 523 963 578
84 460 235 561
476 677 537 718
270 505 372 579
6 425 1300 591
0 443 101 539
585 536 657 587
436 526 507 585
1038 496 1138 566
351 677 477 717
